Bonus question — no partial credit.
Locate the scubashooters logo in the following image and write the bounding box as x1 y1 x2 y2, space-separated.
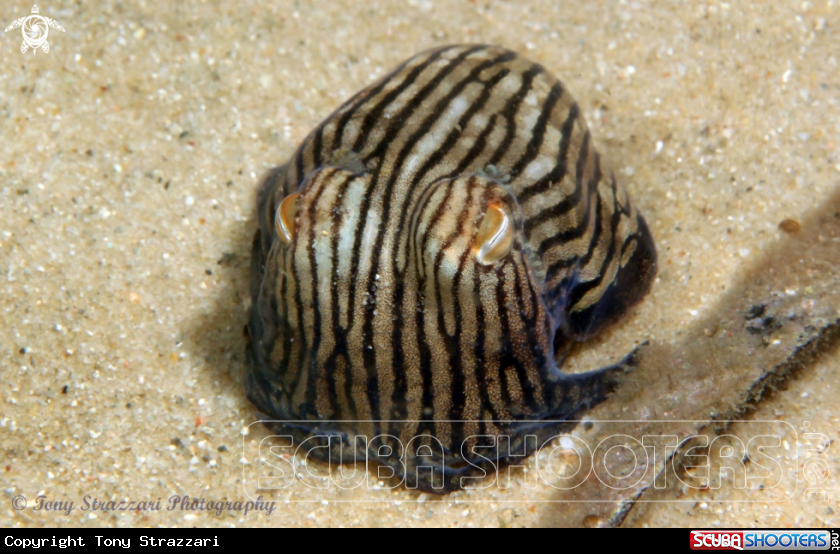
691 531 744 550
243 420 798 496
691 530 833 550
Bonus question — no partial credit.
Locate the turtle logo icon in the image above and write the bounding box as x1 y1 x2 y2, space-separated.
5 5 65 54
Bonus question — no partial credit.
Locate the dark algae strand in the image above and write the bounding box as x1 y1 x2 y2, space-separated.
245 44 656 493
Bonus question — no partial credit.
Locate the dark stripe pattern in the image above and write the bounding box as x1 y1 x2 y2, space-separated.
246 45 657 492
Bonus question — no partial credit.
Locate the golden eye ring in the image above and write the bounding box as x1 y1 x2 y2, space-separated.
275 192 300 244
474 203 513 265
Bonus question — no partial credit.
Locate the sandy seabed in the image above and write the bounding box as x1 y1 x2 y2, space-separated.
1 0 839 527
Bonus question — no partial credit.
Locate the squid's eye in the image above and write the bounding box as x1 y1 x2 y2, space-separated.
275 192 300 244
474 203 513 265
